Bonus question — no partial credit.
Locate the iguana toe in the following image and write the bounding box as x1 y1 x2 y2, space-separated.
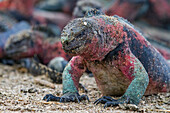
94 96 129 108
43 93 89 103
43 94 60 102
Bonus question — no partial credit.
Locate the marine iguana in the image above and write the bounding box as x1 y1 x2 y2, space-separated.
43 9 170 107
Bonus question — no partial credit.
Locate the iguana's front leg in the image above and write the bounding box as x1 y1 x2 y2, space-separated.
43 56 89 102
95 47 149 107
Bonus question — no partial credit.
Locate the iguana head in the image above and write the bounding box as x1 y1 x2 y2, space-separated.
61 9 124 61
5 30 43 59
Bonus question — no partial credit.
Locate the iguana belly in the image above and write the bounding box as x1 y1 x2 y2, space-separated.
86 61 131 96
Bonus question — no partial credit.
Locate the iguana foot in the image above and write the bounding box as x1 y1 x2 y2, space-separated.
94 96 129 108
43 94 60 102
43 92 89 103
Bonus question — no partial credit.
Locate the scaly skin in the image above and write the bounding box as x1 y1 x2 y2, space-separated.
43 10 170 107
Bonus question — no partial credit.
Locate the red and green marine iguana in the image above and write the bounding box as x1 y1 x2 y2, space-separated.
43 9 170 107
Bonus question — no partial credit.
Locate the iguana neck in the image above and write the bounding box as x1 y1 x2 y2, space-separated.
79 16 126 61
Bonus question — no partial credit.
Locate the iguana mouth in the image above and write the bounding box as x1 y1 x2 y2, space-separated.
62 35 86 54
61 25 88 54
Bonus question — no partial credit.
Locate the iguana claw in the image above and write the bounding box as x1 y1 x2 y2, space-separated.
43 94 60 102
43 92 89 103
94 96 129 108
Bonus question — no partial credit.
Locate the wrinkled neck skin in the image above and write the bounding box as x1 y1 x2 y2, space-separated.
78 16 125 61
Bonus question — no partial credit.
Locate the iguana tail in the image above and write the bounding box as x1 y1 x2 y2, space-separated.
20 58 62 83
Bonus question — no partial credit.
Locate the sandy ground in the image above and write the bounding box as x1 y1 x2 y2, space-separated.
0 64 169 113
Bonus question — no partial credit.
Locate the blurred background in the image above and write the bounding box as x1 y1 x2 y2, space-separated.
0 0 169 72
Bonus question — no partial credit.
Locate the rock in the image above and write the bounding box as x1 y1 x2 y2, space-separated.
48 57 68 72
28 88 38 93
21 88 38 93
119 104 139 111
